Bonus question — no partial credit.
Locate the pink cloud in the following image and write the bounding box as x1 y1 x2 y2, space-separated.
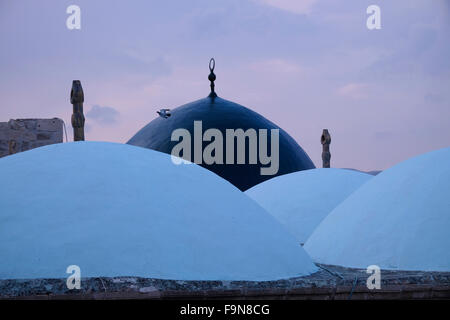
254 0 317 14
337 83 369 99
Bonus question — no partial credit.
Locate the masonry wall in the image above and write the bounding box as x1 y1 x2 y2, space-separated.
0 118 64 158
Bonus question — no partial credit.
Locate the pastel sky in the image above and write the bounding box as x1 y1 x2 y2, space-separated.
1 0 449 171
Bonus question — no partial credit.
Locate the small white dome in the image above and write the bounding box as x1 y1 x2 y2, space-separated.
246 168 372 244
0 142 317 281
305 147 450 272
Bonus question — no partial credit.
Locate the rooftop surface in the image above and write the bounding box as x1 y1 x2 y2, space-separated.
1 264 449 300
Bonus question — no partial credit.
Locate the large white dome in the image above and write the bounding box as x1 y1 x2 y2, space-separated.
246 168 372 244
0 142 317 281
305 147 450 272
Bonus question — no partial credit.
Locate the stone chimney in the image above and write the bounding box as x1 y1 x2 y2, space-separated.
321 129 331 168
70 80 85 141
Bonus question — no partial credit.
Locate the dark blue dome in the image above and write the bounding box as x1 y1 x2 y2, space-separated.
127 95 315 191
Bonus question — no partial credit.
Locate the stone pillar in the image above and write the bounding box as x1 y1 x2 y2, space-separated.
8 140 17 155
70 80 85 141
321 129 331 168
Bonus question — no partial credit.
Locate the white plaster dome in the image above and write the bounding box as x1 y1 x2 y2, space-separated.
0 142 317 280
246 168 372 244
305 147 450 272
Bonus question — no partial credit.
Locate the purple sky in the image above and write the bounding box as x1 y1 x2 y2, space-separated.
1 0 449 171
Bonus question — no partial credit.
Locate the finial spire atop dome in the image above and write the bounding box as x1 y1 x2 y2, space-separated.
208 58 217 98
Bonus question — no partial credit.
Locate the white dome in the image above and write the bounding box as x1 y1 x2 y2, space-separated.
0 142 317 281
246 168 372 244
305 147 450 272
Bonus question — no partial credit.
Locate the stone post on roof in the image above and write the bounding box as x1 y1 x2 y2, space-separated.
8 140 17 155
321 129 331 168
70 80 85 141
